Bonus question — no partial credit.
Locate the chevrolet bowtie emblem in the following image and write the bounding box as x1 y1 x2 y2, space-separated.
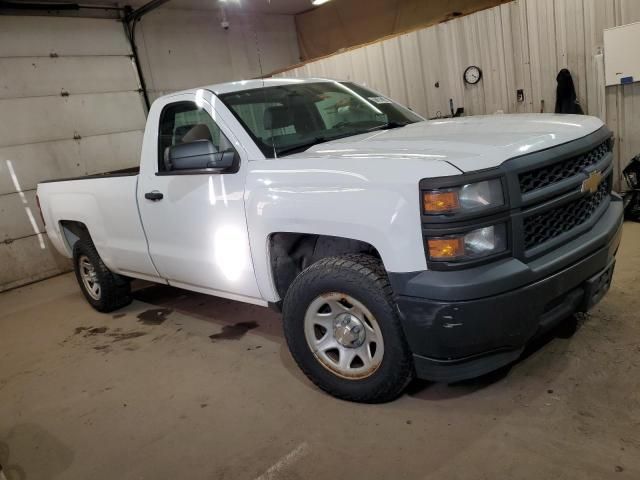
581 170 603 194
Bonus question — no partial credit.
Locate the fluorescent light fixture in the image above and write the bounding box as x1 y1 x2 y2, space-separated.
312 0 332 5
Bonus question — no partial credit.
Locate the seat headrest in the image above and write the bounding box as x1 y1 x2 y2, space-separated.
264 106 293 130
173 125 193 142
181 123 212 143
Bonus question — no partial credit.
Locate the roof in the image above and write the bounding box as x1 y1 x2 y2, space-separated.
169 77 336 98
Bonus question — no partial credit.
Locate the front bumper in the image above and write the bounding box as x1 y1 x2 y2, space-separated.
390 198 624 383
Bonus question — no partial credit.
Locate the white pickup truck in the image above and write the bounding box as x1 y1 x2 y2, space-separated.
37 78 623 402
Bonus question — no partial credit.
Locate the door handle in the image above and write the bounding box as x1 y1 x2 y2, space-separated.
144 191 164 201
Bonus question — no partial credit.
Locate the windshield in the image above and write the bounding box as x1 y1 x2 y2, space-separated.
218 81 423 158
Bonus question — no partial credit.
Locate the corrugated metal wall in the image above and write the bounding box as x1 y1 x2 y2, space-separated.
0 16 147 292
275 0 640 188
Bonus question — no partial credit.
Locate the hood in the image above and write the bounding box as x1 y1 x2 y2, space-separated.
288 114 604 173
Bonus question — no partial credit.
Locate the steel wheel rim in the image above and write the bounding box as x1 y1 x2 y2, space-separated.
79 255 101 300
304 292 384 379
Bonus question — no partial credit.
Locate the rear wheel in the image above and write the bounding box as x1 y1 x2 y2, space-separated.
73 237 132 312
283 254 414 403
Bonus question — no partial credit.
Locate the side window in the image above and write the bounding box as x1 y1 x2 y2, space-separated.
157 101 237 172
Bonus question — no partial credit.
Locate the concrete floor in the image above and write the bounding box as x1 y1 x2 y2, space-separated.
1 224 639 480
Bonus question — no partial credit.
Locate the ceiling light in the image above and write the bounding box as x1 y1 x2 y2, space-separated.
312 0 332 5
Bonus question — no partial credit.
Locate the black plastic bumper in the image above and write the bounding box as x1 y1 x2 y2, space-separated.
390 199 624 383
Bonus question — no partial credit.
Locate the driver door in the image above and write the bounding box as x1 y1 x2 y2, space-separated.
137 92 263 304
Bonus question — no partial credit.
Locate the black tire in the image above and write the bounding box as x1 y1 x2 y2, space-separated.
282 254 414 403
73 236 132 313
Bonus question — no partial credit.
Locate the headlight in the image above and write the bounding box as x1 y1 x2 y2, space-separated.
427 224 507 261
423 179 504 214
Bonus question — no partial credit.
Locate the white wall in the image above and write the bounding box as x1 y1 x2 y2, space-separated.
135 8 300 101
0 16 147 292
276 0 640 189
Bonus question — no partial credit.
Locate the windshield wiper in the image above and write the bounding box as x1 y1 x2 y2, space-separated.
366 121 410 132
274 123 410 156
275 131 359 156
275 137 331 156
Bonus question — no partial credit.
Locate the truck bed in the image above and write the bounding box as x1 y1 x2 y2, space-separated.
36 170 158 279
39 166 140 184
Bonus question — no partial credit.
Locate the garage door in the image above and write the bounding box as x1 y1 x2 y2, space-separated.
0 16 147 292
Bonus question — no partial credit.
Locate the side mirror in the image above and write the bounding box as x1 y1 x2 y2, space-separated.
168 140 235 171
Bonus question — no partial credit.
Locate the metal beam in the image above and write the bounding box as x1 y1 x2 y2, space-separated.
0 1 78 10
121 0 172 110
0 0 124 11
122 7 150 110
124 0 170 23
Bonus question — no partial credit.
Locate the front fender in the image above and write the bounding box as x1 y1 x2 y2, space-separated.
244 158 461 301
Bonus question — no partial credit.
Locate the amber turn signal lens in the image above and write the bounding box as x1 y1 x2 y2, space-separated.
427 237 464 259
423 191 459 213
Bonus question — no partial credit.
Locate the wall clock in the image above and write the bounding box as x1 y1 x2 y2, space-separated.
463 65 482 85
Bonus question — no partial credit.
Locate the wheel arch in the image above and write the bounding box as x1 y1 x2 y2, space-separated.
59 220 91 256
268 232 382 302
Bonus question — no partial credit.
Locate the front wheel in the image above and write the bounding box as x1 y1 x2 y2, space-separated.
282 254 414 403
